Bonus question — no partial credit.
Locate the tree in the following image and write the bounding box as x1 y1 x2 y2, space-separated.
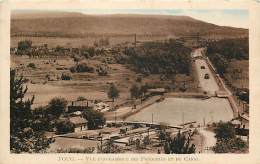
213 137 248 153
212 121 248 153
130 84 141 108
17 40 32 51
77 96 86 101
142 136 151 148
163 131 196 154
72 55 82 65
140 84 148 98
56 119 74 134
98 138 120 153
47 97 67 119
83 108 106 130
10 70 52 153
107 83 119 109
214 121 236 140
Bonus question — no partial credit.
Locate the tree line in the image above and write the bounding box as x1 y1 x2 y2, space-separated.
206 38 248 76
126 39 191 76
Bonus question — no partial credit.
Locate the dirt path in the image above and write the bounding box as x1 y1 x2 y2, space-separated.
199 128 216 153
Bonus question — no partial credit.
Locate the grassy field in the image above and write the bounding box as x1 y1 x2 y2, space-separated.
11 35 168 48
11 51 198 109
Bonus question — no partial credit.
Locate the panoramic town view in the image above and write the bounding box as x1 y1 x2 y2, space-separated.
10 9 249 154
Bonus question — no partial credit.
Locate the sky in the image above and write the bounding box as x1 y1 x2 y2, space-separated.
76 9 248 29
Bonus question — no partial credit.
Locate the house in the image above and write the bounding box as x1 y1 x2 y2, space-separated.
67 100 94 113
69 116 88 132
94 102 110 112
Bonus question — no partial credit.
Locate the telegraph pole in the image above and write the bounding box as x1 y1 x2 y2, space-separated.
182 112 184 128
114 111 117 124
152 113 153 124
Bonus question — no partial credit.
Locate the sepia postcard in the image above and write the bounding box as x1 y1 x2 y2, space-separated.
0 0 260 164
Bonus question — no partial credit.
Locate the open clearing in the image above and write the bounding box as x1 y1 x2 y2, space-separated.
126 97 233 125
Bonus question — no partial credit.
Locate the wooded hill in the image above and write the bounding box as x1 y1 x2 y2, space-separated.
11 11 248 39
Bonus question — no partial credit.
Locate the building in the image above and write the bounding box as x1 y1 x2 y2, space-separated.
69 116 88 132
67 100 94 113
94 102 110 112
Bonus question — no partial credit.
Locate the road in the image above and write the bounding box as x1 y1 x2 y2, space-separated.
199 128 217 153
192 48 220 94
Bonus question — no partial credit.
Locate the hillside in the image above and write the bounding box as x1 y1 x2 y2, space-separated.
11 11 248 38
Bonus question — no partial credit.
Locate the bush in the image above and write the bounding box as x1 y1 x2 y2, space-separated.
18 40 32 51
214 121 236 140
96 64 108 76
61 72 72 80
27 63 36 69
47 97 68 118
70 62 94 73
83 108 106 130
213 138 248 153
56 119 74 134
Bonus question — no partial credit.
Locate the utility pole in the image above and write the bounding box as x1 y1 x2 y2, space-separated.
210 111 213 123
100 135 103 152
114 111 117 124
152 113 153 124
182 112 184 128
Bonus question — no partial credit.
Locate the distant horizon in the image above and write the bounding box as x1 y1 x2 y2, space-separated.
13 9 249 29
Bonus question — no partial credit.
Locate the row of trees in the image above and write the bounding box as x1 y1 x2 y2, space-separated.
107 82 150 109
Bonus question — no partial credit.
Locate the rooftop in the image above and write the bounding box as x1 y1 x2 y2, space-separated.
69 116 88 125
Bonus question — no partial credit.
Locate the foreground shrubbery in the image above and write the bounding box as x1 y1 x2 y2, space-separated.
10 70 53 153
213 121 248 153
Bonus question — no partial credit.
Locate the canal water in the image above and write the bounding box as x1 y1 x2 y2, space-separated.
126 97 233 126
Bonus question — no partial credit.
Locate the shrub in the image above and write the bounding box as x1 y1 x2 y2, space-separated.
70 62 94 73
213 138 248 153
56 119 74 134
61 72 72 80
46 97 68 118
18 40 32 51
27 63 36 69
96 64 108 76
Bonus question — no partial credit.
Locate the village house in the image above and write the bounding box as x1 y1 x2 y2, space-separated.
69 116 88 132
